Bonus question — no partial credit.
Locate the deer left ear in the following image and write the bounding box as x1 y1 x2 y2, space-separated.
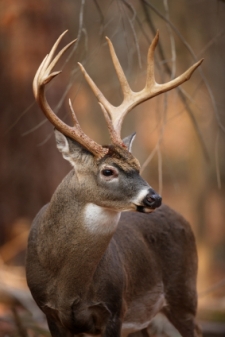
54 129 94 168
123 133 136 153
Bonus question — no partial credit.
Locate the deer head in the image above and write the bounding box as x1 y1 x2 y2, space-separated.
33 31 202 214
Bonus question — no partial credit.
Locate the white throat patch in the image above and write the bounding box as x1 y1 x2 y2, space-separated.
83 203 121 235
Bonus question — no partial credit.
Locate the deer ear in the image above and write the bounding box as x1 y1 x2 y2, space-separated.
55 129 70 156
54 129 94 167
123 132 136 153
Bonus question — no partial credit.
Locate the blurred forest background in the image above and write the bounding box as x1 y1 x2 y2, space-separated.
0 0 225 336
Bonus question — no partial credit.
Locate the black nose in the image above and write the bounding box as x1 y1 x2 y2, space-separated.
143 188 162 209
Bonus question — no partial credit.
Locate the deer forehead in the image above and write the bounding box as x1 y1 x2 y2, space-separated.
106 158 140 173
99 148 141 172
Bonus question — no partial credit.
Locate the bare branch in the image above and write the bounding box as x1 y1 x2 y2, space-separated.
140 0 225 134
12 307 28 337
80 33 202 147
157 146 163 196
215 131 222 189
163 0 176 79
140 0 210 161
122 0 142 68
141 102 166 174
199 277 225 297
197 28 225 57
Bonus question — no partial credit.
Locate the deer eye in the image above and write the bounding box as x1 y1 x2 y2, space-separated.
102 169 114 176
100 167 118 180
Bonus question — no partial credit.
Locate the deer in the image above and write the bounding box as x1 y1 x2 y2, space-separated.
26 30 203 337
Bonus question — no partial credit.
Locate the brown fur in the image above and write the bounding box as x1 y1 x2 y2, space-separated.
26 133 201 337
101 145 141 172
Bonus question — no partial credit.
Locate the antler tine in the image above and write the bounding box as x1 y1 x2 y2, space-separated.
33 31 108 158
98 103 124 146
78 62 124 145
33 31 69 98
145 30 204 93
78 32 203 147
145 30 159 89
105 37 132 99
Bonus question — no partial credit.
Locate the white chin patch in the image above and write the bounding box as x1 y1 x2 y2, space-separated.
143 207 153 214
131 188 149 206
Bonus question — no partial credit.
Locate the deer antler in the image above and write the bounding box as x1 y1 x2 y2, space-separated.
33 31 108 158
78 31 203 146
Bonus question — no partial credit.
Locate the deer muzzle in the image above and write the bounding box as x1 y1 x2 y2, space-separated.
143 188 162 208
136 188 162 213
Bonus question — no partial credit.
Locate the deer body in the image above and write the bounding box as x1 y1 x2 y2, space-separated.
26 32 203 337
26 139 199 337
27 178 198 337
27 188 197 336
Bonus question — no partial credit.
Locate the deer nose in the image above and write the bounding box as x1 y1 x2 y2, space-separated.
143 188 162 209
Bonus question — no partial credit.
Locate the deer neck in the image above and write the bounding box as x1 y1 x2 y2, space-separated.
37 170 121 293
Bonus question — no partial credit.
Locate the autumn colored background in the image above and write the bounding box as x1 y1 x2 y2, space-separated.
0 0 225 336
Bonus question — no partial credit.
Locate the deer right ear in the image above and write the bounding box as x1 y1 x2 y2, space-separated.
54 129 94 167
123 133 136 153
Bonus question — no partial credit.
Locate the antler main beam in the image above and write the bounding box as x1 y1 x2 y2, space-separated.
34 30 203 153
33 31 108 158
78 31 203 145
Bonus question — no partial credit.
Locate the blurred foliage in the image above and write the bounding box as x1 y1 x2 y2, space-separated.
0 0 225 336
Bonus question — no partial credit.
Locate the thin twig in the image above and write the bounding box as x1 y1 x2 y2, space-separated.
6 0 86 135
4 101 35 136
158 92 168 195
22 34 86 138
141 0 199 60
23 5 125 140
141 0 225 134
197 28 225 57
93 0 105 27
12 307 28 337
134 10 152 44
215 131 222 189
93 0 106 41
140 0 210 161
141 100 167 174
116 0 131 69
37 133 52 147
163 0 176 80
61 0 86 67
122 0 142 68
22 118 47 136
157 146 163 195
178 87 210 161
199 277 225 297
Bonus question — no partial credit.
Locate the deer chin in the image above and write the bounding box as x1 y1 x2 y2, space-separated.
135 205 154 213
131 188 162 213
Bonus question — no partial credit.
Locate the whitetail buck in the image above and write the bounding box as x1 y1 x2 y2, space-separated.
26 31 203 337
